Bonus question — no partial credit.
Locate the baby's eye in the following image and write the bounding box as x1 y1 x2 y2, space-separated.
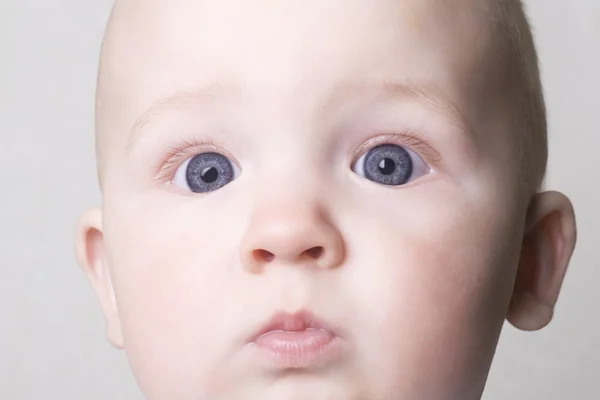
172 152 240 193
352 144 430 186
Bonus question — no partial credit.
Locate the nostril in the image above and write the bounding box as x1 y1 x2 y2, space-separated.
253 249 275 263
306 246 324 259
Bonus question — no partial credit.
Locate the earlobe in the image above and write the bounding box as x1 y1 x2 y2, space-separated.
75 208 124 349
507 191 577 331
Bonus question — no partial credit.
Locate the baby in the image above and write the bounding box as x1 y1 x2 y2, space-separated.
75 0 577 399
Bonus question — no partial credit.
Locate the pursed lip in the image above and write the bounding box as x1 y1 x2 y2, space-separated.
248 309 339 343
246 308 347 369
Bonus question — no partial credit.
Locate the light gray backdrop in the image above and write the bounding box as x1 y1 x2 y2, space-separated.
1 0 598 399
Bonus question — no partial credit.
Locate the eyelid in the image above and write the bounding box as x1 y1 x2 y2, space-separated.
154 131 442 182
352 130 443 171
155 137 240 183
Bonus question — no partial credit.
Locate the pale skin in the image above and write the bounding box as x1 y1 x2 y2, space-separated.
75 0 577 399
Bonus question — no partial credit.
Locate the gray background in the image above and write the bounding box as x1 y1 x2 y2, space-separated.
1 0 598 399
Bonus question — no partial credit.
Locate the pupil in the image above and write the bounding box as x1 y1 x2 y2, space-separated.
378 158 396 175
201 167 218 183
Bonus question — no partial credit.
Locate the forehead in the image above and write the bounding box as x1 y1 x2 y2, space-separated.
99 0 495 144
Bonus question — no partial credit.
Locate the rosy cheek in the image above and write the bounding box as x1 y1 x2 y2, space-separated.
104 205 232 395
342 185 519 391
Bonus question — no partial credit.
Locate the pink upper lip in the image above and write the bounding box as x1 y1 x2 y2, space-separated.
249 309 336 343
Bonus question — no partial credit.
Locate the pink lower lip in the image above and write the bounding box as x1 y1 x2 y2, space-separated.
253 328 340 369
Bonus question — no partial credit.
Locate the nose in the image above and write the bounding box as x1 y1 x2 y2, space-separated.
239 200 345 272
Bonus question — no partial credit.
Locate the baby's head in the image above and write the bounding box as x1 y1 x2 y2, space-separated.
76 0 577 399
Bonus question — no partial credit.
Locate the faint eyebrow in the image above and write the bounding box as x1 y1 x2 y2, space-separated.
328 79 475 138
127 79 474 152
126 83 238 153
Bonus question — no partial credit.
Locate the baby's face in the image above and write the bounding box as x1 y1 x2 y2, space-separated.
95 0 526 399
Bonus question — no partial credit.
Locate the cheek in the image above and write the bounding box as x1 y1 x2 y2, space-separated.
103 197 236 398
342 187 522 395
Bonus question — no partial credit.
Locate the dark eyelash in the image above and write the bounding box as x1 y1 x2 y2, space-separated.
354 130 444 170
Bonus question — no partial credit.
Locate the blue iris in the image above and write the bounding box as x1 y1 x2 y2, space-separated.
186 152 234 193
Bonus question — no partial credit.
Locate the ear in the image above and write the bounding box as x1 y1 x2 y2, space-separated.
75 208 124 349
507 191 577 331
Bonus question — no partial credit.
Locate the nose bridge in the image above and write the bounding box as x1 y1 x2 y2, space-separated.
239 190 345 272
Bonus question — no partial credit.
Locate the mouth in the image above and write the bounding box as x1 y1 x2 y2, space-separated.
248 309 344 369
